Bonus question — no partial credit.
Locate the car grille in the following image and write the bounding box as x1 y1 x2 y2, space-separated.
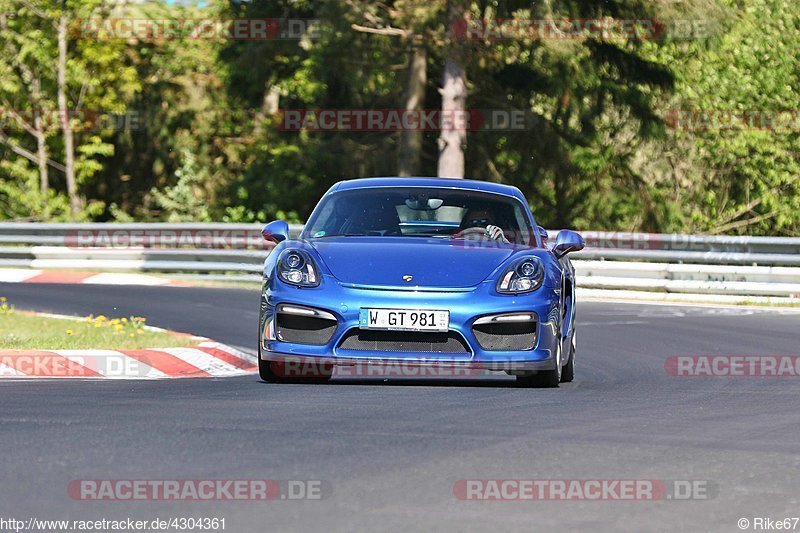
338 329 471 354
472 321 537 351
275 313 337 346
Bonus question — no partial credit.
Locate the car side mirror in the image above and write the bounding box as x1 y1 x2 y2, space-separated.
553 230 585 258
262 220 289 244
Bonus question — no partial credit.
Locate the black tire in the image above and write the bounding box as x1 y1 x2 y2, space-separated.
258 356 332 384
560 336 575 383
258 356 281 382
517 344 562 388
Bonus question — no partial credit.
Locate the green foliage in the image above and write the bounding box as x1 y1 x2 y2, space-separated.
650 0 800 235
0 0 139 220
0 0 797 235
149 149 211 222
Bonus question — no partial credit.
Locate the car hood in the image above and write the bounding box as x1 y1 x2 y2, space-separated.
308 237 517 288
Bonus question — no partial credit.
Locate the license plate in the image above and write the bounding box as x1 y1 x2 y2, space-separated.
359 308 450 332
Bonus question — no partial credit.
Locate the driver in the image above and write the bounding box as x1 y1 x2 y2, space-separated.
457 208 509 243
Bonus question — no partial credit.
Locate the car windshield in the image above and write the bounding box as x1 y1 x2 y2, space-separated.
303 187 534 245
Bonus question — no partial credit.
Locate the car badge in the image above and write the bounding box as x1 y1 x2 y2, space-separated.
403 275 413 282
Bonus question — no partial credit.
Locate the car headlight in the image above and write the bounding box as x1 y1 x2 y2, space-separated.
277 249 320 287
497 256 544 294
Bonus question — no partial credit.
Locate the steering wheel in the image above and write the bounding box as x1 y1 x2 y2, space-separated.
452 227 489 240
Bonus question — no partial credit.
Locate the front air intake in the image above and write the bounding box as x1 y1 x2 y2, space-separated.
472 316 537 351
275 306 337 345
338 329 471 354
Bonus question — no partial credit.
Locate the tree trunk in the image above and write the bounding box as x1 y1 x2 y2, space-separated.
34 115 49 215
0 12 51 212
437 0 468 178
254 84 281 138
398 42 426 176
57 12 80 218
32 113 49 193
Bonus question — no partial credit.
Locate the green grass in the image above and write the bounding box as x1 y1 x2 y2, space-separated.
734 298 800 308
0 300 197 350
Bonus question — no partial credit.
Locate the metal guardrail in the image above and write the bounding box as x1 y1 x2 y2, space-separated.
0 222 305 246
567 230 800 255
1 222 797 261
0 223 798 297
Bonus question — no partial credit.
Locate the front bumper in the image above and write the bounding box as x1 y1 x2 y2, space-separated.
259 274 563 372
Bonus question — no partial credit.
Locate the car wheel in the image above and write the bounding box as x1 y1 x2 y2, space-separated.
258 356 333 384
517 343 561 388
560 333 576 383
258 356 281 382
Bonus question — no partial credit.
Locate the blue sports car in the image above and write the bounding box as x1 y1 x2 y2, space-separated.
258 177 585 387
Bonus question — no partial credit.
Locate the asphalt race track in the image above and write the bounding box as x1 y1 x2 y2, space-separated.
1 282 799 532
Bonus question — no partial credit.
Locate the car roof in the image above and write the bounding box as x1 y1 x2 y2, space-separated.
331 177 527 202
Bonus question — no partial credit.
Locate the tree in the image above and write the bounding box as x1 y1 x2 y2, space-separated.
0 0 139 220
398 38 427 176
646 0 799 235
1 0 796 236
348 0 441 176
56 0 79 215
0 8 55 215
437 0 468 178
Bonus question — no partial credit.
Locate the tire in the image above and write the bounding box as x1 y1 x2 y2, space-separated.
258 356 281 382
560 334 575 383
517 343 561 388
258 355 332 384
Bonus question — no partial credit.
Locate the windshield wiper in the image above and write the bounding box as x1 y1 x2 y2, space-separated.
310 233 369 238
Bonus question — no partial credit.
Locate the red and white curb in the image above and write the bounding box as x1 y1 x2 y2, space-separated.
0 268 185 286
0 341 257 379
